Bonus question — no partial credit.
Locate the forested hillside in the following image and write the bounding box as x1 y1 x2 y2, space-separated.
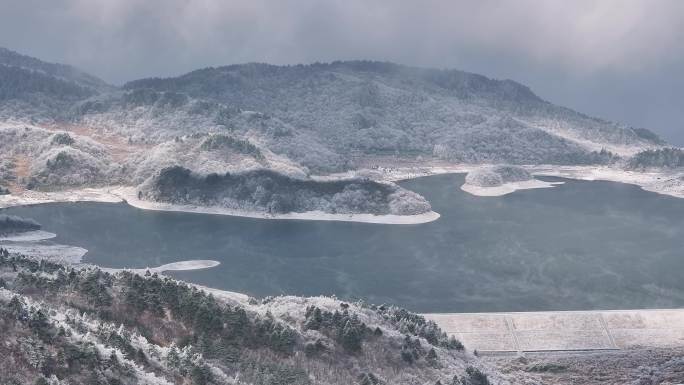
140 167 431 215
119 61 661 166
628 148 684 169
0 47 109 121
0 250 498 385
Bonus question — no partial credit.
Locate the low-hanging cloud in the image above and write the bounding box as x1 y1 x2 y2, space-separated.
1 0 683 142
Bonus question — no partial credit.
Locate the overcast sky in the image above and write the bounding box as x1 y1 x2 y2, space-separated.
2 0 683 144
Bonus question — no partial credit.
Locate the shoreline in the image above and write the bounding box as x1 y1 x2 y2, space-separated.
0 187 124 209
528 165 684 199
0 185 441 225
368 163 684 199
460 179 564 197
0 230 57 242
1 164 682 220
100 259 221 275
111 187 442 225
0 243 88 264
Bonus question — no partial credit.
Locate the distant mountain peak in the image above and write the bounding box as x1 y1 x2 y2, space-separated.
0 46 111 91
124 60 545 105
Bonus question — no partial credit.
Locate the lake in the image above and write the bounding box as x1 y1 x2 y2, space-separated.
3 173 684 313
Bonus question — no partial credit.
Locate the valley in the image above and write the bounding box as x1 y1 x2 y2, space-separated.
1 46 684 384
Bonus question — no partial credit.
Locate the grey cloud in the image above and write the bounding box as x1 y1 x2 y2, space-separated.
1 0 682 143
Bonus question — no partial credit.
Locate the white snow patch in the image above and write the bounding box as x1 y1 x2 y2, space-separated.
195 284 251 306
0 186 123 209
461 178 563 197
102 260 220 274
352 163 684 200
513 117 652 157
530 165 684 199
0 230 56 241
0 243 88 264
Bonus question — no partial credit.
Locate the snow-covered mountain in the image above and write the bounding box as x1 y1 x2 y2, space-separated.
0 250 496 385
118 61 664 167
0 47 672 213
0 47 112 121
0 47 110 91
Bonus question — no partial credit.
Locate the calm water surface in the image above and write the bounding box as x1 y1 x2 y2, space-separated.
3 174 684 313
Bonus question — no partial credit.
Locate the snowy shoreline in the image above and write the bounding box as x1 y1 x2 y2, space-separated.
0 187 124 209
460 179 564 197
0 185 440 225
1 164 683 219
97 260 251 305
112 187 442 225
366 164 684 199
529 165 684 199
100 259 221 275
0 243 88 264
0 230 57 242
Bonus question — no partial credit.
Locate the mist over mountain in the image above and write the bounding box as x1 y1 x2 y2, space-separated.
0 47 110 91
0 47 671 213
120 61 663 165
2 41 684 385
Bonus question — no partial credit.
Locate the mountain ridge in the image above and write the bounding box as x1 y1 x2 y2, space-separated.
0 47 679 216
0 47 111 91
0 46 664 152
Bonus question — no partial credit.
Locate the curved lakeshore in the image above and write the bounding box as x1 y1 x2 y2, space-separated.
0 230 56 242
1 164 683 223
113 186 442 225
460 178 564 197
0 186 441 225
101 259 221 274
5 172 684 313
4 174 684 312
375 164 684 199
424 308 684 353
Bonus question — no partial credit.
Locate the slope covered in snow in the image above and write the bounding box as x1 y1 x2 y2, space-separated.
117 61 663 168
0 250 506 385
0 47 680 216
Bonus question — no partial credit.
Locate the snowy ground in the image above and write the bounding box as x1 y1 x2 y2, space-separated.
0 230 87 265
101 259 221 275
97 260 251 306
461 178 564 197
0 186 123 209
0 243 88 264
363 163 684 199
